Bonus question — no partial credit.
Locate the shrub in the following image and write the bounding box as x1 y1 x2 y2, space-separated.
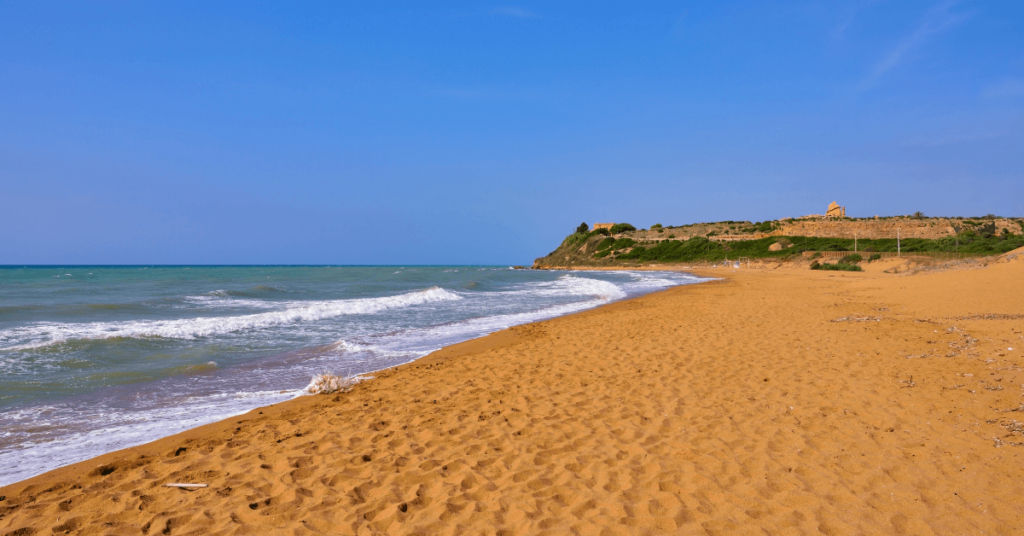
913 211 925 219
621 246 647 258
811 262 862 272
651 223 663 229
595 237 617 251
610 238 636 250
576 222 589 234
594 250 611 258
869 253 881 261
610 223 636 234
840 254 863 264
590 228 610 237
565 232 589 247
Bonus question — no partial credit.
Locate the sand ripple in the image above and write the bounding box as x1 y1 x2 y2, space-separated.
2 261 1024 534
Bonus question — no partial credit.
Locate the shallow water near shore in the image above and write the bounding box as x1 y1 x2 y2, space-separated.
0 265 707 485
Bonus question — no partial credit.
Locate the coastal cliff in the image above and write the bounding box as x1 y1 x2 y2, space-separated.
534 216 1024 268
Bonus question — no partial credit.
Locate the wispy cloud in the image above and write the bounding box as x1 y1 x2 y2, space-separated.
858 1 969 91
490 6 540 19
982 79 1024 99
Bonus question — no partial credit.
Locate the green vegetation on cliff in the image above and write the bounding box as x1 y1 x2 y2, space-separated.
616 234 1024 263
537 225 1024 268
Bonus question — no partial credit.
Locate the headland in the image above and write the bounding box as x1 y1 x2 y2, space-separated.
537 205 1024 270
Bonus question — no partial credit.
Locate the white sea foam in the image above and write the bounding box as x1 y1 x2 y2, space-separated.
0 389 297 486
181 295 282 310
0 269 711 486
483 274 628 301
324 339 423 360
337 277 635 358
546 274 627 300
1 287 462 350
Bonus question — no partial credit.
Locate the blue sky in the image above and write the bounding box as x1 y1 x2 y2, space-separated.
1 1 1022 264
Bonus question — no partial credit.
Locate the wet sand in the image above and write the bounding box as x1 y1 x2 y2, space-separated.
3 258 1024 535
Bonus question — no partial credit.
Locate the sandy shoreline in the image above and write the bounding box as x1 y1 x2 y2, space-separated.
3 259 1024 534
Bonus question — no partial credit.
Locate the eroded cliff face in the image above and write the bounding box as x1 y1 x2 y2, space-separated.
775 218 953 239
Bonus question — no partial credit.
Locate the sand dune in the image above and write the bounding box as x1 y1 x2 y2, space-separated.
3 261 1024 535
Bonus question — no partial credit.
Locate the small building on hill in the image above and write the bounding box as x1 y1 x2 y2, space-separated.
826 201 846 218
592 223 615 231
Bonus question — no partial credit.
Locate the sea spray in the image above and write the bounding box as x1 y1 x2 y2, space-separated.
303 373 371 395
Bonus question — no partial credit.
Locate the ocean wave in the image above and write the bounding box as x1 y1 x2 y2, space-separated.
0 287 462 351
0 305 44 315
359 296 613 354
181 295 283 310
551 275 627 300
497 275 627 301
622 272 703 290
0 388 298 485
182 286 297 307
324 339 424 360
204 285 291 298
347 279 635 356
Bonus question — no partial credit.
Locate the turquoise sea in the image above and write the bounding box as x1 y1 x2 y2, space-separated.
0 266 707 485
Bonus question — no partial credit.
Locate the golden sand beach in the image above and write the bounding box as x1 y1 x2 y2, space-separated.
3 257 1024 535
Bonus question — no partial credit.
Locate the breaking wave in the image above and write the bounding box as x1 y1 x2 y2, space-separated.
1 287 462 350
